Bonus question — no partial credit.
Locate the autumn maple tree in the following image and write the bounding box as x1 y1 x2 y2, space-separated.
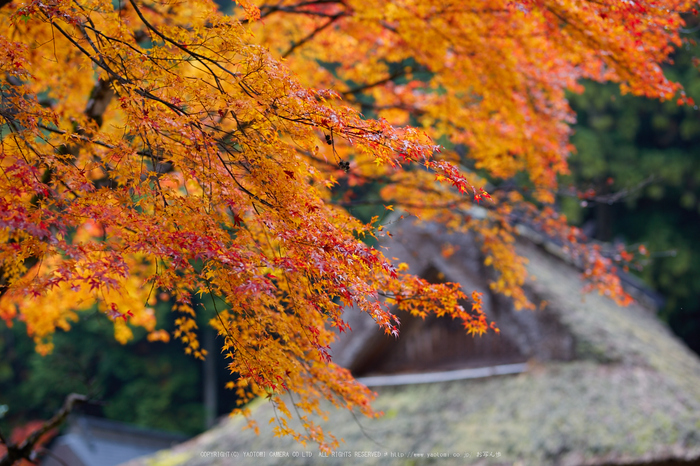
0 0 695 453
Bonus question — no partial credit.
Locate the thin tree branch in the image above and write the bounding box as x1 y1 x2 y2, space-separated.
0 394 87 466
558 175 655 205
282 13 344 58
342 69 409 97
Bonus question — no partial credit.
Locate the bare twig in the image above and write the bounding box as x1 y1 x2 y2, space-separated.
559 175 655 205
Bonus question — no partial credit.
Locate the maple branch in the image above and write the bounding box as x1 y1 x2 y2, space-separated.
35 123 168 167
0 74 115 300
51 21 188 117
0 394 87 466
264 8 342 18
128 0 241 83
253 0 345 21
214 144 275 208
342 68 411 97
282 13 345 58
50 22 121 82
51 19 201 126
358 102 426 116
332 199 461 210
2 0 678 447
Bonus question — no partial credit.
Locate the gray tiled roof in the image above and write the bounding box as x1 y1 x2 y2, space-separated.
42 416 187 466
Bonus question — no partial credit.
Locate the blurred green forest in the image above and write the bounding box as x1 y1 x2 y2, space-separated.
0 296 238 437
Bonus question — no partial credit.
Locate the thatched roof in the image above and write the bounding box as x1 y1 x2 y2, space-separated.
123 221 700 466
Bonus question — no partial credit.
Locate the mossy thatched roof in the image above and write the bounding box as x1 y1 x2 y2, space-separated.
123 224 700 466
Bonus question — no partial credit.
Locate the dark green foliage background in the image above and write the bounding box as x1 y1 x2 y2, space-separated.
0 294 241 437
0 303 206 436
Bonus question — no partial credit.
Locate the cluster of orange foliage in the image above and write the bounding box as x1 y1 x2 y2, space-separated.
0 0 694 450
